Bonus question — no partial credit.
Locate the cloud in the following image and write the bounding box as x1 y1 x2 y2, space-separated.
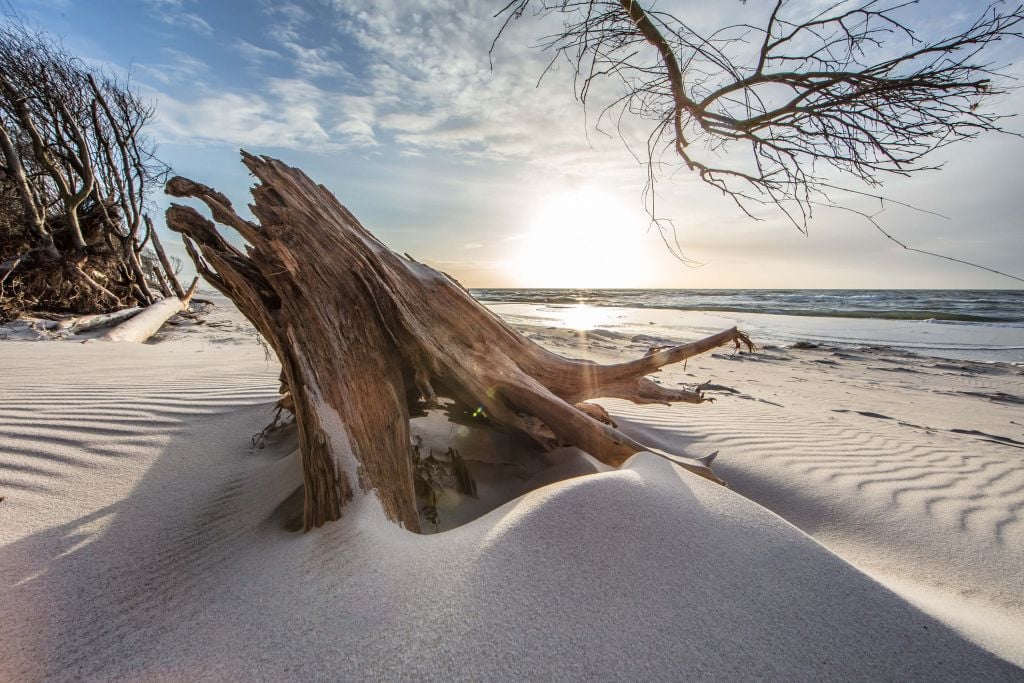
232 40 283 64
135 1 629 175
315 0 658 186
279 40 350 80
332 119 376 147
257 1 353 80
154 92 327 149
136 48 209 85
144 0 214 36
261 1 311 35
149 78 377 151
162 11 213 35
426 258 502 269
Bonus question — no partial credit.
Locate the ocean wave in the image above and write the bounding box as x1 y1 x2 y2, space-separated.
922 318 1024 328
473 289 1024 325
672 306 1013 323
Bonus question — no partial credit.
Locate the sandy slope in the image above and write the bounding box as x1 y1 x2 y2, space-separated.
592 342 1024 665
1 303 1022 680
529 326 1024 665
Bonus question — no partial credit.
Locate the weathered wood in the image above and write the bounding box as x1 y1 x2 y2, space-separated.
146 215 187 299
101 277 198 343
123 243 155 305
165 153 753 532
152 266 173 298
56 306 143 334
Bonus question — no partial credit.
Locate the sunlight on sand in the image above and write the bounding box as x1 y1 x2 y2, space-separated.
556 304 610 331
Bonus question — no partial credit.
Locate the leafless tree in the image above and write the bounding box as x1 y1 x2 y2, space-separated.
0 16 181 318
494 0 1024 278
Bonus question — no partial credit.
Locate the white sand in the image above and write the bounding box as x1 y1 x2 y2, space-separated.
1 299 1022 680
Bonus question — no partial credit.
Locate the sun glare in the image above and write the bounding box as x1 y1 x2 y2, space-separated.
558 304 609 331
506 187 645 287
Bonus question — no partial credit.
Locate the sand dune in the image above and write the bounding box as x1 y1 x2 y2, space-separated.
599 345 1024 665
1 306 1022 679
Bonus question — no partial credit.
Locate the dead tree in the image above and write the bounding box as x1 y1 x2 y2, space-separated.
495 1 1024 277
0 17 183 319
166 153 752 531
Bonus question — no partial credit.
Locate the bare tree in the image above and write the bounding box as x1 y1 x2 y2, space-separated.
494 0 1024 277
0 16 182 318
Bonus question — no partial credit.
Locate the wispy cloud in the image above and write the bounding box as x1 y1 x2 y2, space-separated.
150 78 376 151
261 2 352 82
232 40 283 64
136 48 209 85
324 0 645 177
279 40 350 80
144 0 213 36
133 0 634 176
162 11 212 35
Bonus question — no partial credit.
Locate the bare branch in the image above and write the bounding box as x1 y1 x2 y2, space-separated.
495 0 1024 278
0 15 171 316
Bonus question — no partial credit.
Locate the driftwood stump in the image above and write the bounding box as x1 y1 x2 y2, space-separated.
165 153 753 532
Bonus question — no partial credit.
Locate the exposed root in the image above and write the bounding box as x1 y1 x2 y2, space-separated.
411 438 478 530
251 402 295 452
165 154 743 529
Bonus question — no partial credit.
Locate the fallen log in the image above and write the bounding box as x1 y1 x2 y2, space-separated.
165 153 753 532
56 306 143 334
101 277 199 343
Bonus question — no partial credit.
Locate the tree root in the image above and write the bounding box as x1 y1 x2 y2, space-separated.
165 153 751 530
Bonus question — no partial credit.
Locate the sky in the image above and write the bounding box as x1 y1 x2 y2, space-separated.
9 0 1024 289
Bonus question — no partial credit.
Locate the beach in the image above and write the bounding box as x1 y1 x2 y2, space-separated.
1 294 1022 679
4 0 1024 676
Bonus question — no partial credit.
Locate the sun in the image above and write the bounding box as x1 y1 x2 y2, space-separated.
505 186 645 288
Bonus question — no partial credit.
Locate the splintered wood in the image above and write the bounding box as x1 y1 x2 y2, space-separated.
165 154 752 531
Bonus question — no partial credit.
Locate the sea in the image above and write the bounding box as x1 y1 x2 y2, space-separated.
472 289 1024 364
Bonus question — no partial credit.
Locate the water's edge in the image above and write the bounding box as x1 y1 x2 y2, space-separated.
480 294 1024 364
473 289 1024 325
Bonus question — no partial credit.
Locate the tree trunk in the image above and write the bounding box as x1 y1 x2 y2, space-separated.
124 243 155 305
146 215 186 299
164 153 753 532
0 124 54 253
101 277 198 342
152 266 173 298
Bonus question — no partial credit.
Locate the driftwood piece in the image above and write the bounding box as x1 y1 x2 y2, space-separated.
101 277 198 343
55 306 143 334
165 153 753 532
